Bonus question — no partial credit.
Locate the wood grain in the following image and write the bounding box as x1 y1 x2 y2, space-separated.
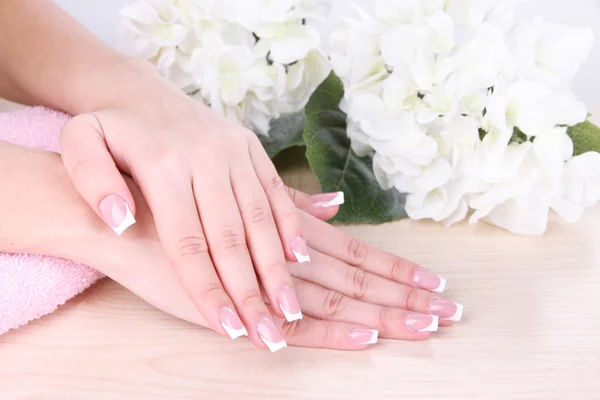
1 100 599 399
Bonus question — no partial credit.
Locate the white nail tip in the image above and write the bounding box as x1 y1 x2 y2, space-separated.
433 277 447 294
293 250 311 264
113 203 136 236
281 308 303 323
222 323 248 340
314 192 345 208
442 303 464 322
418 316 439 332
262 338 288 352
361 330 379 345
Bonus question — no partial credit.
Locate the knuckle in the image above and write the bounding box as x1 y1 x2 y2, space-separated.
323 321 336 344
175 236 210 259
390 258 411 282
282 209 301 228
203 131 227 150
203 180 228 195
145 147 183 174
347 267 370 300
265 262 287 276
242 200 272 226
280 319 302 339
238 289 264 309
191 282 223 304
378 306 396 333
347 238 369 264
217 225 247 253
403 287 420 311
286 187 298 204
322 290 347 318
69 157 106 183
270 175 285 190
245 129 263 145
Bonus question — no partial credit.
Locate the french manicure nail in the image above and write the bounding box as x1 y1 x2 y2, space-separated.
219 307 248 340
430 297 464 322
290 235 310 263
98 194 136 235
349 328 379 345
414 267 446 294
278 286 303 322
404 313 439 333
257 317 287 352
311 192 345 208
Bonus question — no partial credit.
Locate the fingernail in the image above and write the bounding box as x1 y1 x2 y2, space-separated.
414 267 446 293
404 313 439 333
311 192 345 208
278 286 303 322
430 297 464 322
257 317 287 352
98 194 136 235
219 307 248 340
290 235 310 263
349 328 379 345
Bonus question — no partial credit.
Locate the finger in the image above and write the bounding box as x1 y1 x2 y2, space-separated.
301 211 448 293
191 154 286 352
275 314 379 350
229 147 302 323
248 135 310 264
285 186 343 221
60 113 136 235
293 278 437 340
134 168 247 341
289 250 464 322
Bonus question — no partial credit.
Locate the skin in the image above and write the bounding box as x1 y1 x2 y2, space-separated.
0 141 453 350
0 0 308 347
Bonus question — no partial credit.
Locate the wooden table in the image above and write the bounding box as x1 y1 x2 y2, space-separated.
1 101 599 399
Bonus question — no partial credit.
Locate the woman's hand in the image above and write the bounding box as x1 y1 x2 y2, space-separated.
0 143 461 351
288 189 463 324
58 61 307 351
80 180 462 351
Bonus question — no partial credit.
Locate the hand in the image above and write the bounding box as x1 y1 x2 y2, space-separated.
80 181 462 351
58 61 306 351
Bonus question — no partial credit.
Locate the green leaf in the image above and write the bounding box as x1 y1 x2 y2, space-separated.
303 72 408 224
567 120 600 156
259 112 306 158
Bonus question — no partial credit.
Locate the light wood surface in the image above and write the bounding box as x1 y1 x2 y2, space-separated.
1 100 600 399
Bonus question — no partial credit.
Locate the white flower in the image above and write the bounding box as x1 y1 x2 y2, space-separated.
214 0 296 29
510 16 594 88
406 179 470 227
255 23 322 64
445 0 523 32
445 23 514 98
119 0 331 136
467 128 593 235
551 152 600 223
204 46 255 108
278 50 332 114
469 168 552 236
333 0 598 235
119 0 189 59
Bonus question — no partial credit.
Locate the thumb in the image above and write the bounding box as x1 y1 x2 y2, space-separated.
60 113 136 235
285 187 344 221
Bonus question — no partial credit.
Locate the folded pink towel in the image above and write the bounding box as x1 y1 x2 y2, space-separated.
0 106 104 335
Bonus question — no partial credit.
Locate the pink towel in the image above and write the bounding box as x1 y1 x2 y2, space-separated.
0 106 104 335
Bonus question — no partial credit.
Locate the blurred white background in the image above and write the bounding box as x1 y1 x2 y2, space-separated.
54 0 600 104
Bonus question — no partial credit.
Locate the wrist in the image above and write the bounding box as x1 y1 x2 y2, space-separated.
62 56 162 114
0 143 106 258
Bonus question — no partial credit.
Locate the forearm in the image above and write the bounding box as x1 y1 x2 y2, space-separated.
0 141 106 257
0 0 153 114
